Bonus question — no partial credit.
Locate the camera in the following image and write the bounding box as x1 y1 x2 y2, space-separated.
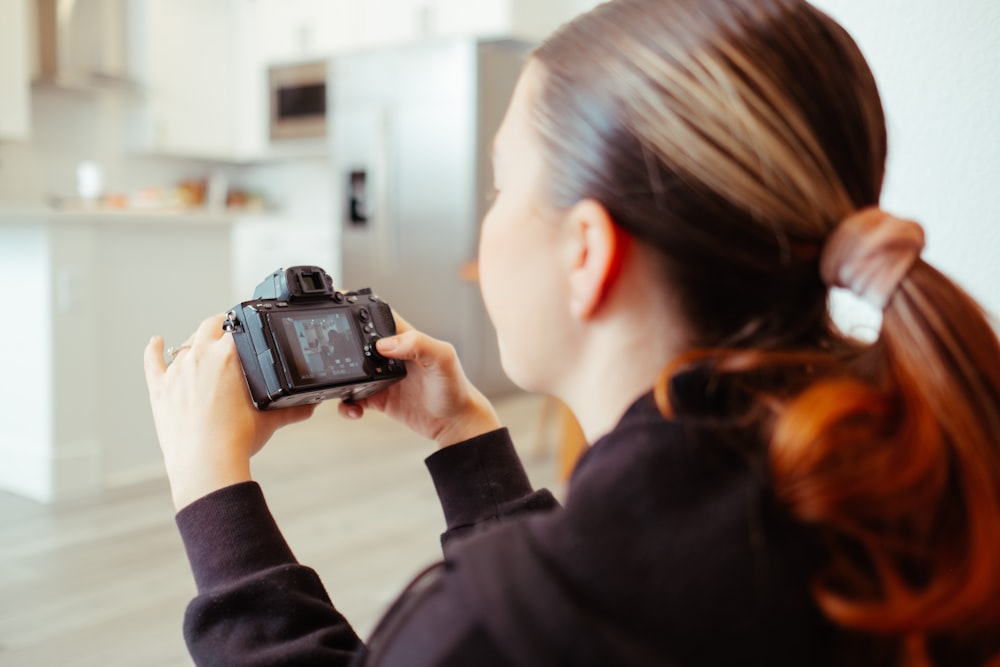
223 266 406 410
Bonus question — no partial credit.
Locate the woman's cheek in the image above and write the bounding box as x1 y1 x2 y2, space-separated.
477 207 506 322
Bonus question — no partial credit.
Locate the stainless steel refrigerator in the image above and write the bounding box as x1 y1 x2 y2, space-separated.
330 38 532 397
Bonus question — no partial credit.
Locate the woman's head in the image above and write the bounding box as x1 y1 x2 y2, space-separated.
509 1 1000 659
529 0 887 350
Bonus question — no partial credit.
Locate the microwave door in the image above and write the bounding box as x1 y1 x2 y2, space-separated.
270 62 328 140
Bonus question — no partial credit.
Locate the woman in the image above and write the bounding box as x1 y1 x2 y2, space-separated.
143 0 1000 664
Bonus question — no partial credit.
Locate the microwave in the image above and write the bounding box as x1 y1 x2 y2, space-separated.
269 61 328 140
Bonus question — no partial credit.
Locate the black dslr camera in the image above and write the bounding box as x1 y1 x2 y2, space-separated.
223 266 406 410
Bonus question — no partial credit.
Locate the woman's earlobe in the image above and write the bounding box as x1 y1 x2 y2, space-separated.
567 199 628 321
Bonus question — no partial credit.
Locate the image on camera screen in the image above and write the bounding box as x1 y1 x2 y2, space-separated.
274 310 367 387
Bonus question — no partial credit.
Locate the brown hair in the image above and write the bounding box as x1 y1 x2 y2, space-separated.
532 0 1000 663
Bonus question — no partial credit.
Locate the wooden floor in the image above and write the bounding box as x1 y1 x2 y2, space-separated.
0 392 562 667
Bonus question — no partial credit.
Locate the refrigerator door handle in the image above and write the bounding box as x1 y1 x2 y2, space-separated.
347 169 369 226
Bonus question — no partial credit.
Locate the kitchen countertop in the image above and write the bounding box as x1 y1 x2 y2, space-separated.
0 202 240 225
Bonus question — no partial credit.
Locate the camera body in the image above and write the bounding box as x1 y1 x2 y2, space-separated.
224 266 406 410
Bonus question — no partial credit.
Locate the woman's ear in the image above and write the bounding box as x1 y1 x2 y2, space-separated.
565 199 628 321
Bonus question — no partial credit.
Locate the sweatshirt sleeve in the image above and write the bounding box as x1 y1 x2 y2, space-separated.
171 430 559 666
175 481 365 666
424 428 559 546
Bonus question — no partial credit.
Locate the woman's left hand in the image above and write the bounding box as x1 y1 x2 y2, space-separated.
143 314 317 511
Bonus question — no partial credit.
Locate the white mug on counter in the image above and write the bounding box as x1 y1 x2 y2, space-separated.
76 161 103 201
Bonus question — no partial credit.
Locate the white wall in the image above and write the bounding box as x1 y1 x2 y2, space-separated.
0 89 230 204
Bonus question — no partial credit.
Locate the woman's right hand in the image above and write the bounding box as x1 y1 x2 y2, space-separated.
339 314 501 447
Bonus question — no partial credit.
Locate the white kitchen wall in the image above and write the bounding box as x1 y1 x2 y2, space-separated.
0 88 232 204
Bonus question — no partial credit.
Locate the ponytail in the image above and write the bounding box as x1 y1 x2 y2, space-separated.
771 260 1000 661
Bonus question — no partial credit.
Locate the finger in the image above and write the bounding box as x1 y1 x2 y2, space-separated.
277 402 319 427
376 329 456 371
193 313 228 346
165 336 194 365
144 335 167 390
338 401 364 420
214 326 239 357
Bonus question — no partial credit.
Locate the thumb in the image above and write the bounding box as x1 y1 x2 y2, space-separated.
374 334 402 357
144 336 167 391
376 330 456 372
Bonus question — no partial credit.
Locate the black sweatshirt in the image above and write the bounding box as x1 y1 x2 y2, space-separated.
175 382 846 666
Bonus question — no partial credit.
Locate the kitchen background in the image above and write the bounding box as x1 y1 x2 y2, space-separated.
0 1 997 665
0 0 998 505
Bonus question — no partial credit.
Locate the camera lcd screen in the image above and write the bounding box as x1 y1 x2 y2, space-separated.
271 310 367 388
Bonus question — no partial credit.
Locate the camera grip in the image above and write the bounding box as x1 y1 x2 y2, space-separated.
371 300 397 336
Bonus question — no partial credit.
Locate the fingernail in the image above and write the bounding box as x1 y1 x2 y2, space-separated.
376 337 397 353
346 405 362 419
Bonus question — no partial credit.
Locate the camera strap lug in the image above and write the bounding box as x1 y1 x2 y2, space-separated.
222 311 239 333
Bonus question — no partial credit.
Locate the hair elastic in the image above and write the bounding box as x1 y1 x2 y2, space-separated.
820 207 925 310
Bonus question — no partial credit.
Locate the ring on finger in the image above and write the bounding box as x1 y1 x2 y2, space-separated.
166 344 191 363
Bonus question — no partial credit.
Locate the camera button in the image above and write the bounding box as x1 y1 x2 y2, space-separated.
347 295 359 303
359 308 371 322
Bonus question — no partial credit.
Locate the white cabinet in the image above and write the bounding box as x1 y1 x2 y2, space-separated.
250 0 582 60
131 0 239 160
254 0 361 63
124 0 586 162
353 0 553 46
0 212 233 502
0 0 31 140
252 0 433 60
425 0 512 38
383 0 579 44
